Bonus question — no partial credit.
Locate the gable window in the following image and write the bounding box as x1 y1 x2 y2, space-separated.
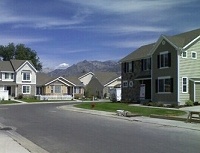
182 51 187 58
191 51 197 59
123 81 128 88
156 77 173 93
182 77 188 93
22 85 30 94
22 71 31 81
141 58 151 71
157 52 171 68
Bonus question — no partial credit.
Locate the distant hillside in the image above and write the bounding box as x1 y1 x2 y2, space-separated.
48 60 121 77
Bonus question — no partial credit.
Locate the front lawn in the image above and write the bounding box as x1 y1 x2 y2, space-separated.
0 100 19 104
75 102 187 117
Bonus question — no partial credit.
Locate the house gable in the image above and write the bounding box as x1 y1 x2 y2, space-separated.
78 72 94 86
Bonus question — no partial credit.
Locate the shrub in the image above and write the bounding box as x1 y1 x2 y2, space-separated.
185 100 194 106
17 94 23 99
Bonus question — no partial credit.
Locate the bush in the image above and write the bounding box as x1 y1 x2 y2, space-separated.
17 94 23 99
185 100 194 106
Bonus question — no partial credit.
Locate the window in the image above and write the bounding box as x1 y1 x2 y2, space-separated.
182 51 187 58
141 58 151 71
123 81 128 88
157 52 171 68
182 77 188 93
156 77 173 93
22 72 31 81
55 85 61 93
5 73 9 79
123 61 134 73
51 86 54 93
191 51 197 59
22 85 30 94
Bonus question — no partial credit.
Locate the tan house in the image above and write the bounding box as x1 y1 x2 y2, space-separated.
36 74 84 99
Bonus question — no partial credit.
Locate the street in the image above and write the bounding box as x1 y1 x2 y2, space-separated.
0 103 200 153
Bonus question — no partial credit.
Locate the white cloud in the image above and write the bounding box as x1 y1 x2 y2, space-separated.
105 38 157 49
61 0 194 14
56 63 70 69
0 35 49 45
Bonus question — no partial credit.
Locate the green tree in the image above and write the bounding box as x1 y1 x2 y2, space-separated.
0 43 42 71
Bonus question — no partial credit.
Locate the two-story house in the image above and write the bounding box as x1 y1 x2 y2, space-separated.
120 28 200 105
0 60 37 99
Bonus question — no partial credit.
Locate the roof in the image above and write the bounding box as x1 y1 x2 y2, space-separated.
36 72 54 86
0 60 36 72
120 43 155 62
121 28 200 62
65 76 83 86
93 72 119 86
0 61 14 71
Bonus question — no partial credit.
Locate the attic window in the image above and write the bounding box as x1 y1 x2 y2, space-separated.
191 51 197 59
182 51 187 58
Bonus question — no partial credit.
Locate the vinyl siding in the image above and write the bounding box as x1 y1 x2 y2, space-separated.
152 39 178 104
179 40 200 104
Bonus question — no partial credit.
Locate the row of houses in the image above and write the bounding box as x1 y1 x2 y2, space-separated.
0 59 121 100
120 28 200 105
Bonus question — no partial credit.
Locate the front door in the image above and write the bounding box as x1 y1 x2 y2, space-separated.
6 86 11 95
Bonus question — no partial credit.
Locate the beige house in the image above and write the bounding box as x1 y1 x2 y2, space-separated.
36 75 84 99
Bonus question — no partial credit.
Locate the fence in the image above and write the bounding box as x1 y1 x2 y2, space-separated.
0 90 9 101
37 95 73 101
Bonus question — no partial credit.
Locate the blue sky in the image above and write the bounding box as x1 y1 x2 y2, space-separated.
1 0 200 70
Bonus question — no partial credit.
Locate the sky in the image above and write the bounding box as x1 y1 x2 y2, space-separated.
1 0 200 70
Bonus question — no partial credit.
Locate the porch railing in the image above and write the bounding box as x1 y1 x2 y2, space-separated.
37 95 73 101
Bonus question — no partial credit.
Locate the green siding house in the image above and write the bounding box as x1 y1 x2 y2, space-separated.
120 28 200 105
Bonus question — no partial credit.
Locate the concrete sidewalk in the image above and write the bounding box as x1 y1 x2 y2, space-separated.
58 104 200 131
0 131 30 153
0 124 49 153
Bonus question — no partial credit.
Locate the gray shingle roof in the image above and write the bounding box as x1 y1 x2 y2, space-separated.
120 43 155 62
65 76 83 86
93 72 119 86
36 72 54 86
0 61 14 71
121 28 200 62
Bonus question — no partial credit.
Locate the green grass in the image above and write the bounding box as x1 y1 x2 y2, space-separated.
21 98 73 103
0 100 19 104
75 102 187 117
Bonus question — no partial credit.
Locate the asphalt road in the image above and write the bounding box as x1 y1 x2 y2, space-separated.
0 103 200 153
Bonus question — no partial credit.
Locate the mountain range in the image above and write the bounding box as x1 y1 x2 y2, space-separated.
47 60 121 77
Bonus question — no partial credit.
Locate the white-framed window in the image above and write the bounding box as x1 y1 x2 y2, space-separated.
22 85 31 94
3 73 14 80
141 58 151 71
191 51 197 59
22 71 31 81
5 73 9 79
182 77 188 93
158 51 171 68
123 81 128 88
156 77 173 93
182 51 187 58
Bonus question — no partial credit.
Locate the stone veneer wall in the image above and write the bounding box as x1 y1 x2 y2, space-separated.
121 60 141 102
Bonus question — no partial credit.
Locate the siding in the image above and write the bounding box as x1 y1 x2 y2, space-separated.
152 39 178 104
179 40 200 104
